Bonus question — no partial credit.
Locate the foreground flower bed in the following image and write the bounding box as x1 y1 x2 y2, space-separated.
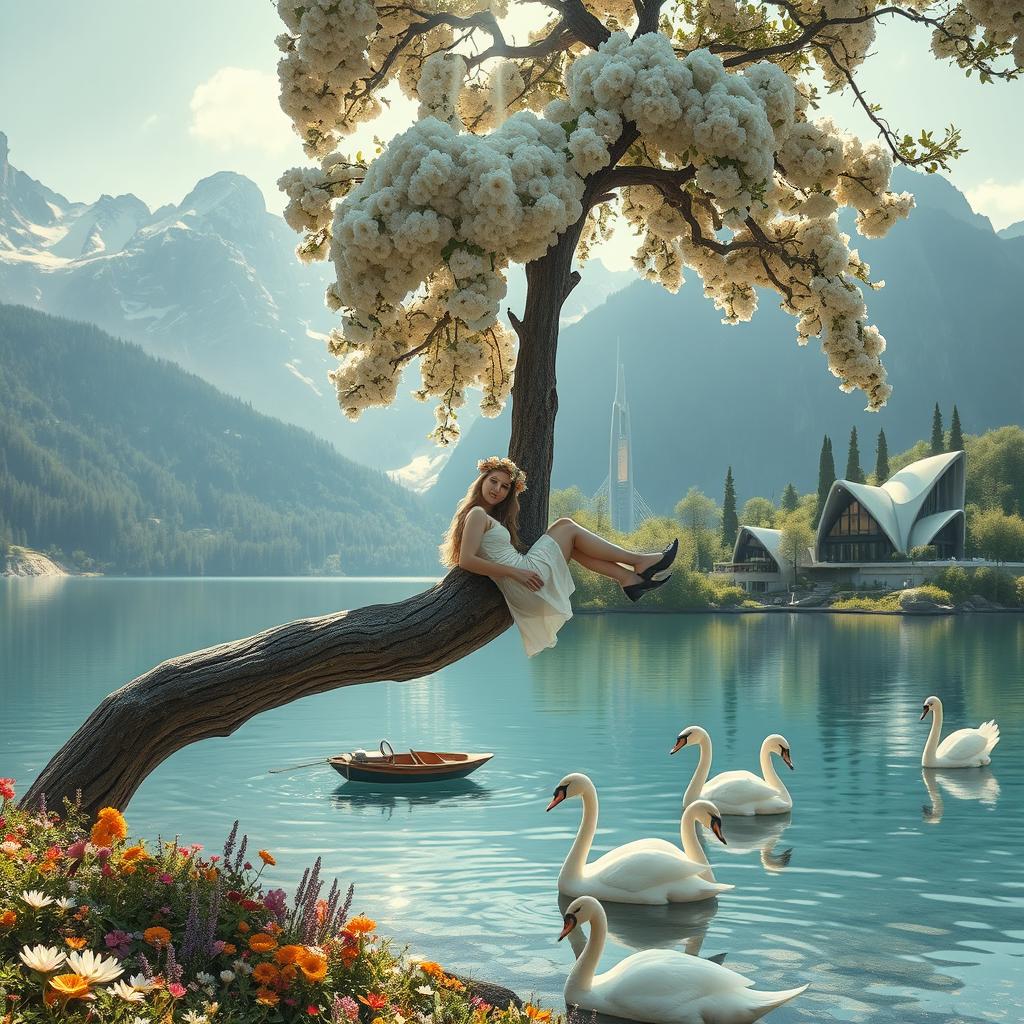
0 780 556 1023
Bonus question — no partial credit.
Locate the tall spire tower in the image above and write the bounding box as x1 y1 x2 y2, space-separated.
608 343 635 532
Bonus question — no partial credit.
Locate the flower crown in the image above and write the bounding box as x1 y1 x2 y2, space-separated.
477 456 527 494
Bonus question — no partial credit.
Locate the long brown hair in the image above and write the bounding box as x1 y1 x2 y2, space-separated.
439 470 523 567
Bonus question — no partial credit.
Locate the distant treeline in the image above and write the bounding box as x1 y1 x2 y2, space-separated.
0 304 442 575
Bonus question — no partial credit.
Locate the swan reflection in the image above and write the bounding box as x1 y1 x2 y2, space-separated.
330 779 491 819
712 812 794 872
558 893 722 957
921 768 999 824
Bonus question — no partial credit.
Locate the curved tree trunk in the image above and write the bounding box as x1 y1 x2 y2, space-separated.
23 235 583 817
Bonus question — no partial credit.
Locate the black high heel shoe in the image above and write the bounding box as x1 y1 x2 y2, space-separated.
639 538 679 582
623 573 673 603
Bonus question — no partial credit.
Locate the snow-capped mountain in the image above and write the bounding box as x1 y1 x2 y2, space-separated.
0 131 450 472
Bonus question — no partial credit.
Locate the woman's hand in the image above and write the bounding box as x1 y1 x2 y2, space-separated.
515 568 544 592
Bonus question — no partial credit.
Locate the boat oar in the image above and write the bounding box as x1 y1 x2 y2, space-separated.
268 758 331 774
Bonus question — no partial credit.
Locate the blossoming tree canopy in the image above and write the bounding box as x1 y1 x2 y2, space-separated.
275 1 1022 445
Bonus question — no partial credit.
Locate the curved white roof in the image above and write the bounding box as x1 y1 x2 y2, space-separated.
815 450 965 558
733 525 784 568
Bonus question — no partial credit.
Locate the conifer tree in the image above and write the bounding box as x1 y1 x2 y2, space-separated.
815 435 836 527
781 482 800 512
931 403 945 455
949 405 964 451
874 428 890 483
721 466 738 550
846 426 865 484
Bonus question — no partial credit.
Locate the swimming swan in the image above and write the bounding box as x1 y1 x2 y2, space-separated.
560 895 808 1024
547 773 732 904
920 695 999 768
671 728 794 816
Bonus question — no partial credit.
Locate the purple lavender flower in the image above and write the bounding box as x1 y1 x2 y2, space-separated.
223 820 239 862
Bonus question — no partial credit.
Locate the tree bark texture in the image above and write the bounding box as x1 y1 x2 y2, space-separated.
24 235 581 817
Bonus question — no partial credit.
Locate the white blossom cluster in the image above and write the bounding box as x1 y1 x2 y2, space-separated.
933 1 1024 69
275 7 955 435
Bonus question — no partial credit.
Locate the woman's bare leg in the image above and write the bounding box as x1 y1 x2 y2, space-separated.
546 517 662 572
573 552 643 586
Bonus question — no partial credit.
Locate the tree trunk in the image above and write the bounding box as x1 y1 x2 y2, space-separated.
23 235 582 818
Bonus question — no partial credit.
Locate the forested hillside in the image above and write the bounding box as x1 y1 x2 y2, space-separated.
0 305 443 575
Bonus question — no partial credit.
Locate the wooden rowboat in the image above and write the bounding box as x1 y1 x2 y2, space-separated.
329 740 493 784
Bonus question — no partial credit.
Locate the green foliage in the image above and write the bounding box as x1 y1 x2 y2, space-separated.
899 585 952 607
815 435 835 527
548 486 589 522
721 467 738 550
780 483 800 513
831 593 900 611
845 426 865 484
778 509 814 571
970 566 1023 606
948 405 964 452
931 402 945 455
674 487 723 570
874 429 890 484
739 496 776 529
963 425 1024 514
932 565 971 603
909 545 938 560
967 504 1024 561
0 305 441 575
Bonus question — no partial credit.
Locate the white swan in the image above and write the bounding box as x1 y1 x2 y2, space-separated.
560 895 807 1024
671 727 794 816
547 773 732 905
921 767 1001 824
920 695 999 768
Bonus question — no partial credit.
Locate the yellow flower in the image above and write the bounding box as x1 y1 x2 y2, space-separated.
48 973 93 1001
524 1005 551 1022
258 850 276 866
297 949 328 983
65 937 88 950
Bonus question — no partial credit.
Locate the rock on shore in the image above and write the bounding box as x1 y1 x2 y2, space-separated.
2 546 68 577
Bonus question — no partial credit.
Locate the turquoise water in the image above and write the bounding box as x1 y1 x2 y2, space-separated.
2 578 1023 1023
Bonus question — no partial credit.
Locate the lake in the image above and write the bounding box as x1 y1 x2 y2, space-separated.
2 578 1022 1023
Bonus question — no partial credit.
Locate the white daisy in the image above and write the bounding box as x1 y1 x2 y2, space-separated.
54 896 77 911
182 1011 209 1024
416 985 435 996
67 948 124 984
19 944 66 972
20 889 55 909
108 980 145 1002
219 970 235 984
128 973 159 992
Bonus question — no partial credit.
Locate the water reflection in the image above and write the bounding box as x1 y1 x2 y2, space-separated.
558 893 722 957
920 768 1000 824
330 779 493 818
717 813 794 872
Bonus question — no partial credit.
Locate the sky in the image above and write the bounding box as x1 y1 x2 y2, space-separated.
1 1 1022 237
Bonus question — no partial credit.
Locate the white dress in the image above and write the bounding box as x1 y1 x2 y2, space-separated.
478 517 575 657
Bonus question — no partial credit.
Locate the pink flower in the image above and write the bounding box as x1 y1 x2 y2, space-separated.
209 855 220 863
65 840 88 861
167 983 186 999
210 940 226 954
95 847 111 863
159 873 173 885
0 779 15 801
338 996 359 1022
101 863 113 877
105 930 133 956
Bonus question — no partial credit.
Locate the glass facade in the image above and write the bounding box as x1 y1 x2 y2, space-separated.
821 498 894 563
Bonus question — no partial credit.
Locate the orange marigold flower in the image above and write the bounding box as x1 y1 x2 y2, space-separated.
256 988 280 1007
346 915 376 935
64 937 88 950
358 993 388 1011
280 964 298 986
49 973 93 1001
205 867 219 882
37 861 56 875
122 864 137 875
121 844 148 863
144 926 172 948
258 850 276 866
418 961 444 978
275 945 305 965
442 976 465 992
297 950 328 983
524 1005 552 1022
248 933 278 954
339 945 358 968
253 963 281 986
237 921 250 934
266 921 283 936
222 942 237 955
0 910 16 928
90 807 128 847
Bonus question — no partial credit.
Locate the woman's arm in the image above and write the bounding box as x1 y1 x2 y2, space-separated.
458 508 542 589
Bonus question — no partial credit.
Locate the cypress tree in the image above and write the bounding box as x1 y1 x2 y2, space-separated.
874 428 890 483
949 405 964 451
781 482 800 512
845 426 865 484
815 435 836 527
931 403 945 455
721 466 738 550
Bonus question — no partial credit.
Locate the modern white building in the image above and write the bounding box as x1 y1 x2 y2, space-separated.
716 451 969 593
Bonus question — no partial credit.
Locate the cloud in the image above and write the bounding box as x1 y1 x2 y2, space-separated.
965 178 1024 231
189 67 294 155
